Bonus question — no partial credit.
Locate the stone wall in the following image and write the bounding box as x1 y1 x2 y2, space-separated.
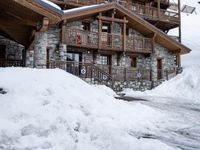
46 25 61 61
26 25 66 67
151 43 176 81
23 21 176 91
0 36 24 60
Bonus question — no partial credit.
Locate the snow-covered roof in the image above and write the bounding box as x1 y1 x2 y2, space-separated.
41 0 61 10
63 4 103 14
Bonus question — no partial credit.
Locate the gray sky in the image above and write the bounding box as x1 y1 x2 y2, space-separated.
180 0 200 66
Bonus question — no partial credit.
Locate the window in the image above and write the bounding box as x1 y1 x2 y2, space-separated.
81 22 90 31
67 52 82 62
131 57 137 68
99 55 110 65
102 25 109 42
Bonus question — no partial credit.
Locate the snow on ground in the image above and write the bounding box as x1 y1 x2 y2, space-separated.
124 65 200 104
123 65 200 150
0 68 177 150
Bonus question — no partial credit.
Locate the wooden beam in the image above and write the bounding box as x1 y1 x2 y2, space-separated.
39 17 49 32
178 0 181 42
15 0 61 24
145 32 156 38
98 12 102 49
97 16 128 24
176 54 181 67
60 20 67 44
123 16 127 52
157 0 160 19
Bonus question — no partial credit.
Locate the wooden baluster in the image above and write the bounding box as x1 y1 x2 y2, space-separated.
157 0 160 19
98 13 102 49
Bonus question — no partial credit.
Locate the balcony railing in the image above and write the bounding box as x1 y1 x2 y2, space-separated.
126 36 152 53
101 33 123 50
0 59 23 67
47 61 113 87
122 3 179 23
47 61 178 83
64 28 152 53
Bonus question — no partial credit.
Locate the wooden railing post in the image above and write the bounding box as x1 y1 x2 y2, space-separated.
98 12 102 49
123 17 127 52
157 0 160 19
166 69 169 80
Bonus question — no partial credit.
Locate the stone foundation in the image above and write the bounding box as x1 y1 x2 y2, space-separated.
82 78 164 92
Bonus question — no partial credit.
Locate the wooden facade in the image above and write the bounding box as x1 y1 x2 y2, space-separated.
0 0 191 89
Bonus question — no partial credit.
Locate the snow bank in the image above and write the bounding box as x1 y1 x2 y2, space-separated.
0 68 176 150
125 65 200 103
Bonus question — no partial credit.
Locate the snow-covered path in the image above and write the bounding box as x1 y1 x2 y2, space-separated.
129 97 200 150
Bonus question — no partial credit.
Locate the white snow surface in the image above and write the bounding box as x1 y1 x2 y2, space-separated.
0 68 177 150
124 65 200 103
63 4 103 14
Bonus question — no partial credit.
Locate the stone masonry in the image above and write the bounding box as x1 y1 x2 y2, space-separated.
0 36 24 60
1 20 177 91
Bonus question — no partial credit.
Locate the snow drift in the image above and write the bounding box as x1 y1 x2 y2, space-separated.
125 65 200 103
0 68 176 150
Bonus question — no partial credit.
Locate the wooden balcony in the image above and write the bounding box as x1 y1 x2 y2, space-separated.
64 28 152 53
126 36 152 53
126 3 179 24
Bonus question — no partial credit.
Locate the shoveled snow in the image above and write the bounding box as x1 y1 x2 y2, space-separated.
0 68 177 150
124 65 200 103
41 0 61 10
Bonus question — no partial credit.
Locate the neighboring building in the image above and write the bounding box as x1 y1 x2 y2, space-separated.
0 0 191 91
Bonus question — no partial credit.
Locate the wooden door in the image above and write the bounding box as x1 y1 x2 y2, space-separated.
0 45 6 59
102 23 111 47
157 58 162 80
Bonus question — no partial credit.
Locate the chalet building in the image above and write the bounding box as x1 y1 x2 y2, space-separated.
0 0 191 91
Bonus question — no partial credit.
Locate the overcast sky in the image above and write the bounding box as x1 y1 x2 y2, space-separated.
179 0 200 66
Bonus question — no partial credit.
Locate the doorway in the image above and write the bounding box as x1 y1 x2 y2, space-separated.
157 58 162 80
98 54 112 74
0 45 6 59
101 23 111 47
66 52 82 76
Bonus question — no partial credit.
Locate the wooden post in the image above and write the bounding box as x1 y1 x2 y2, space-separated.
123 16 127 52
166 69 169 80
98 12 102 49
111 10 114 48
158 0 161 18
177 54 181 67
178 0 181 42
39 17 49 32
60 20 67 44
152 33 156 53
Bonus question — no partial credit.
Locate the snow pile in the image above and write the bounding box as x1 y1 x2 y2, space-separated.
125 65 200 103
0 68 176 150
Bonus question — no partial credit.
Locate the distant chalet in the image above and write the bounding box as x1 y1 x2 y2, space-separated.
0 0 191 91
